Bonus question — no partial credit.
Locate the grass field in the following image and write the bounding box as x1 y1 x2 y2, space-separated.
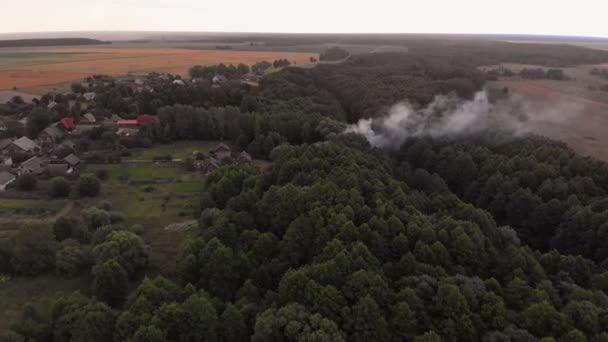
0 47 318 92
132 141 217 160
82 162 203 274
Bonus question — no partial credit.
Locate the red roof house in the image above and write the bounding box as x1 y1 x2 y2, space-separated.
59 117 75 130
137 115 155 125
117 120 139 128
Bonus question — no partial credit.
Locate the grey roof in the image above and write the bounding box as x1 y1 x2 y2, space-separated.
0 138 12 151
43 124 65 139
111 114 123 122
238 151 252 163
19 156 45 173
12 136 39 152
0 171 15 185
64 153 80 166
82 113 96 123
211 142 231 153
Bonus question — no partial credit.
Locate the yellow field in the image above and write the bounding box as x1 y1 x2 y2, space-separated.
0 48 318 92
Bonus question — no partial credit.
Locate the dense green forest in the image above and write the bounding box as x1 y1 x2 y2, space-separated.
5 42 608 341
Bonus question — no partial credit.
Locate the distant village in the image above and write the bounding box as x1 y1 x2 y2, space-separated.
0 69 261 193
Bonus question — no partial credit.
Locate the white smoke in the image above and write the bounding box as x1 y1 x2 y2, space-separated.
346 90 581 149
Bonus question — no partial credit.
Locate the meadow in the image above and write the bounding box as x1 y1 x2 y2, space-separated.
0 46 318 93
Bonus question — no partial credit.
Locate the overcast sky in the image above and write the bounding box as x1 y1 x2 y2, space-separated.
3 0 608 37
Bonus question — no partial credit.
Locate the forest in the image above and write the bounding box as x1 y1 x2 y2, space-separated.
4 41 608 341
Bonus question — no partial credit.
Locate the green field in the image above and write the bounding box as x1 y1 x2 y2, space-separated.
131 141 219 160
82 162 204 274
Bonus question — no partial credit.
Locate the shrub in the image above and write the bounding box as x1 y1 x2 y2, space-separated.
18 174 37 191
95 169 109 181
50 177 71 198
78 176 101 197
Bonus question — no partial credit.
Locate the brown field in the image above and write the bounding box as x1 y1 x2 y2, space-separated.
0 48 318 92
489 79 608 161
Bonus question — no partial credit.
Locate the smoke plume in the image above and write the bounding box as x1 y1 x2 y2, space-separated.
345 90 580 149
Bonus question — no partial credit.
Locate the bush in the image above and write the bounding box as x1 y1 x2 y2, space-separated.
95 169 109 181
50 177 71 198
78 176 101 197
56 242 91 276
81 207 112 229
18 174 37 191
53 216 89 242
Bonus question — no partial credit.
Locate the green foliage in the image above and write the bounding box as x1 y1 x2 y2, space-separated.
18 174 37 191
93 230 149 277
92 259 128 307
50 177 71 198
11 223 56 275
78 175 101 197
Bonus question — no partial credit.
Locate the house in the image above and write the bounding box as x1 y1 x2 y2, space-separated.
83 92 96 102
212 75 228 84
48 101 58 109
39 124 65 146
111 114 124 122
59 117 75 130
237 151 252 165
0 138 12 155
137 115 155 125
116 127 139 136
172 79 185 86
201 157 221 174
46 163 72 177
117 120 139 128
131 82 144 93
64 153 81 167
18 156 45 175
9 136 40 154
210 143 232 161
0 171 16 191
81 113 97 124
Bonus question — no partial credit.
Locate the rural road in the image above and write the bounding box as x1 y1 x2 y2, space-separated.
46 201 74 222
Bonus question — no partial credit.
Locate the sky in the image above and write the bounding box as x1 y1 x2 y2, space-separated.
2 0 608 37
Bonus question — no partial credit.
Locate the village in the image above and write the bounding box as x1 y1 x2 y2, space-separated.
0 70 258 195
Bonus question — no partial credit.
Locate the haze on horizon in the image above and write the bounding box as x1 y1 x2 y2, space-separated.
2 0 608 38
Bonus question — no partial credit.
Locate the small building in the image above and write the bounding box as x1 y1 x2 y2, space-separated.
64 153 81 167
116 127 139 137
8 136 40 154
137 115 155 125
81 113 97 124
212 75 228 84
48 101 58 109
59 117 75 130
0 171 16 191
172 79 185 86
39 124 65 146
18 156 46 175
111 114 124 122
46 163 73 177
0 138 12 155
83 92 96 102
237 151 252 165
210 142 232 161
201 157 221 174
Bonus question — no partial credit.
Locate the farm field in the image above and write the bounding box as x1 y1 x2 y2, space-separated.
489 79 608 161
0 47 318 93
